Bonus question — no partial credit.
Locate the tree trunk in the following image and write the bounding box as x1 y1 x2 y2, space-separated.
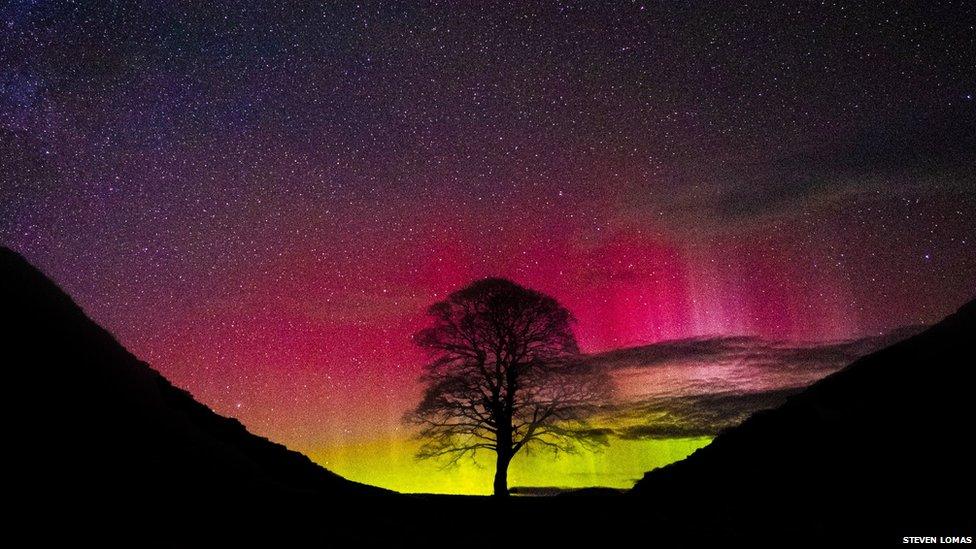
493 416 513 497
493 450 511 497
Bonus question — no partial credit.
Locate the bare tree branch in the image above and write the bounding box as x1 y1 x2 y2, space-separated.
404 278 614 495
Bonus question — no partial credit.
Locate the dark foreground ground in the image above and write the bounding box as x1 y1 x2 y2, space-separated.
49 490 969 548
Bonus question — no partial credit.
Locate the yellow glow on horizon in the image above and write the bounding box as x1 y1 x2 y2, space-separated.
307 435 711 494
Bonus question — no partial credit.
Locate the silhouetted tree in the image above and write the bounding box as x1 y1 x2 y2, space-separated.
406 278 612 496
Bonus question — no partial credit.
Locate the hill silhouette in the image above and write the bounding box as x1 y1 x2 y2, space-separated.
631 298 975 541
1 246 392 544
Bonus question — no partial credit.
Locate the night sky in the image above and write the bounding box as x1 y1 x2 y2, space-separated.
2 1 975 493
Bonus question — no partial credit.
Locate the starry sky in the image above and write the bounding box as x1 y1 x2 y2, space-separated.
2 1 975 493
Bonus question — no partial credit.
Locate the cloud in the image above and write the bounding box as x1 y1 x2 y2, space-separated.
616 106 976 232
717 115 976 222
610 387 802 440
587 325 922 376
583 326 924 439
586 335 761 370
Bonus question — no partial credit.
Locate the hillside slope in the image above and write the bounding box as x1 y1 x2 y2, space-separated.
631 298 975 539
1 246 390 542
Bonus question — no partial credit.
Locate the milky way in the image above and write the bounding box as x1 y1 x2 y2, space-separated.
2 1 975 492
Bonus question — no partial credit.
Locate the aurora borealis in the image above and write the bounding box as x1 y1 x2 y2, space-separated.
2 2 975 493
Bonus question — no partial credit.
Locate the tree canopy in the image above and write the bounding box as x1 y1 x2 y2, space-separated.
406 278 612 495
